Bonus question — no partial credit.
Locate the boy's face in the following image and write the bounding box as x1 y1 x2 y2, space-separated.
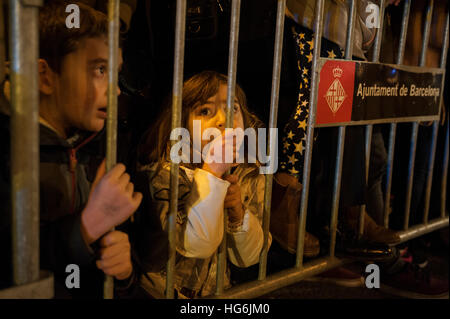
49 37 122 135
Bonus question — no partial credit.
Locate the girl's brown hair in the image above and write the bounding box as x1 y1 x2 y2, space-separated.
138 71 263 170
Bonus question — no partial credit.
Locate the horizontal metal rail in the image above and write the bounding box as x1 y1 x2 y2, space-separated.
206 256 347 299
398 217 449 243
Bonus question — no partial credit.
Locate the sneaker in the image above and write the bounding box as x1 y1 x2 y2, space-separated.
304 266 364 287
380 262 449 299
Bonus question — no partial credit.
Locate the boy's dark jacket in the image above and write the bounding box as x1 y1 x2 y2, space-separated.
0 97 167 298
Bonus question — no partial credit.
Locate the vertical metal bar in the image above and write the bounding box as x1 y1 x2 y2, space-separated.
359 0 386 236
329 0 356 257
384 124 396 228
439 10 449 219
419 0 434 68
343 0 356 59
403 123 418 230
422 122 439 224
0 0 6 83
258 0 285 281
224 0 241 129
328 127 346 257
384 0 433 227
371 0 386 62
415 0 434 225
296 0 325 268
423 6 449 224
442 121 449 218
9 0 41 286
104 0 120 299
439 11 449 69
396 0 411 65
166 0 186 299
359 125 372 236
216 0 241 296
394 0 417 227
385 0 411 228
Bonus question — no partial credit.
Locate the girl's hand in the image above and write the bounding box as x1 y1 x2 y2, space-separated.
223 175 245 225
202 130 241 178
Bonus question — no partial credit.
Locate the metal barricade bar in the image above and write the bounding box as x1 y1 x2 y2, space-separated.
423 7 450 224
9 0 41 287
258 0 286 281
0 0 5 83
296 0 325 268
404 123 419 229
422 121 439 225
402 1 436 230
384 124 396 228
359 0 387 237
328 0 356 257
439 11 450 219
215 0 241 296
415 0 434 226
207 256 347 299
103 0 120 299
442 121 449 219
166 0 186 299
398 217 449 243
395 0 412 230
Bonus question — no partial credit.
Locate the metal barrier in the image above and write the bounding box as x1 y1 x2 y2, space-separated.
0 0 54 299
197 0 449 299
1 0 448 299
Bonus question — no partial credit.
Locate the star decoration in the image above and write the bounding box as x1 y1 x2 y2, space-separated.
287 154 297 165
294 141 305 155
298 120 307 130
327 50 336 59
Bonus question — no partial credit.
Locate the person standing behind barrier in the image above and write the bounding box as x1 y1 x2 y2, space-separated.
278 0 400 259
137 71 271 298
0 2 142 298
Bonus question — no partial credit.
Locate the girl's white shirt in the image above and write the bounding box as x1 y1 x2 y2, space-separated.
173 164 267 268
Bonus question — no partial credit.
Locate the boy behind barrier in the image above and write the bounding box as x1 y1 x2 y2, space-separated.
0 2 142 298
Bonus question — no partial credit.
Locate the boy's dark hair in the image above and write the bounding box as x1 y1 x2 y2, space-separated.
39 1 109 73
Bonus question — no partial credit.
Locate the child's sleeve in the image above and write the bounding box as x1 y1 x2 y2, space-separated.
150 167 230 259
226 174 272 268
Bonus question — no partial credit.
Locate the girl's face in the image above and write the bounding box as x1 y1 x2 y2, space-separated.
187 84 244 151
